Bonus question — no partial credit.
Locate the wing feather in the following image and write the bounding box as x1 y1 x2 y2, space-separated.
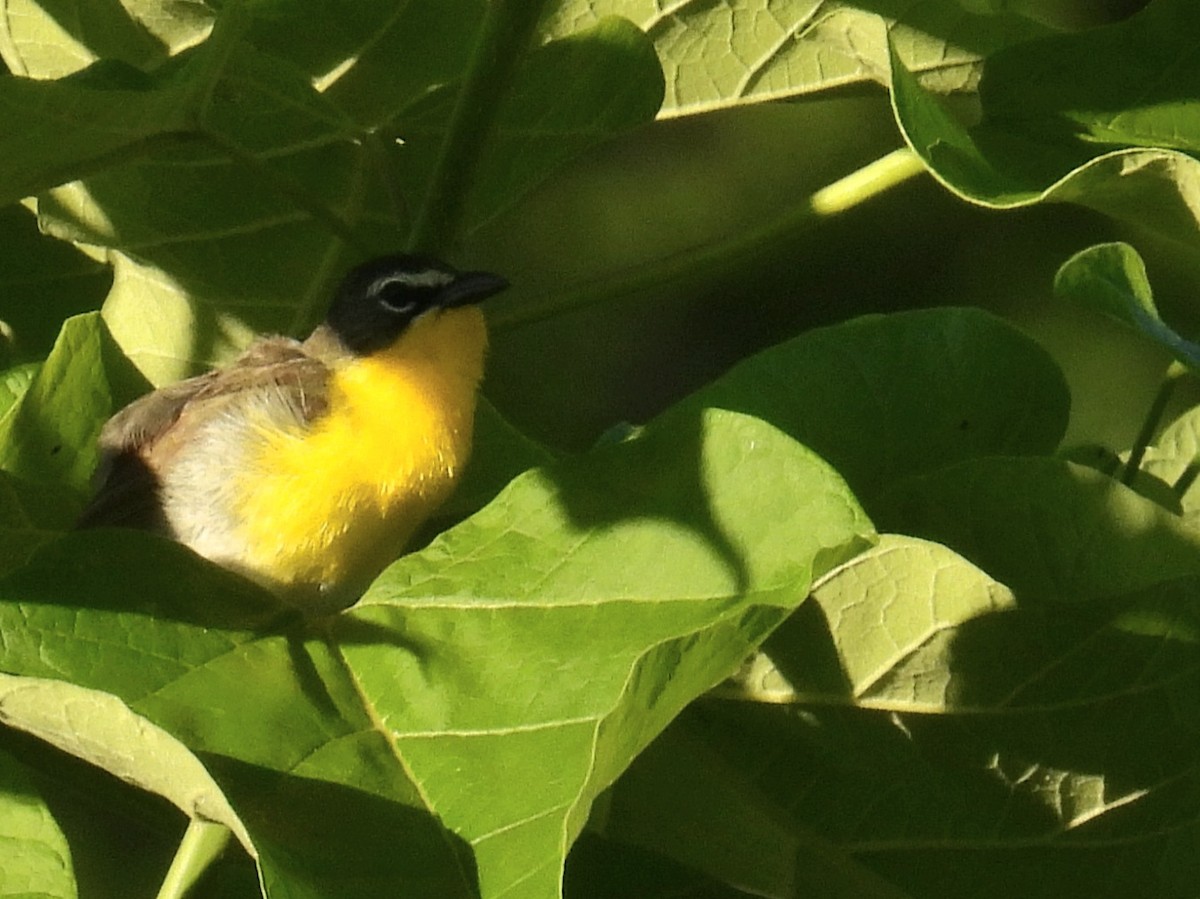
78 338 331 530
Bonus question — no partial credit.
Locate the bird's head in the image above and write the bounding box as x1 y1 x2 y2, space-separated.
322 254 508 356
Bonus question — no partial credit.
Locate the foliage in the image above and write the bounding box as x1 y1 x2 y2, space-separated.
1 1 1199 897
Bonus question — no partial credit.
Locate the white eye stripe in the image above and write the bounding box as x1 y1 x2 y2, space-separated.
376 269 455 291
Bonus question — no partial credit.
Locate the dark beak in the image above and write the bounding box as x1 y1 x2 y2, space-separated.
440 270 510 309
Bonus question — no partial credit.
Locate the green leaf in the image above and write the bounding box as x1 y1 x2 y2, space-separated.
629 516 1200 897
0 674 248 848
544 0 1050 117
889 2 1200 248
0 364 38 418
339 408 872 895
1054 241 1200 371
469 16 664 230
0 0 213 78
396 16 664 240
0 408 872 897
7 3 664 389
0 204 110 364
685 686 1200 899
0 313 145 496
311 0 486 127
978 0 1200 157
0 471 82 578
671 306 1068 508
565 833 754 898
728 534 1016 708
598 715 914 899
0 7 273 210
0 743 75 899
879 456 1200 603
1142 402 1200 530
199 755 482 899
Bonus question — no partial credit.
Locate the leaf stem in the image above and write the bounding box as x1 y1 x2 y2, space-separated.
809 146 928 215
1123 360 1188 485
155 819 232 899
407 0 551 254
489 147 927 330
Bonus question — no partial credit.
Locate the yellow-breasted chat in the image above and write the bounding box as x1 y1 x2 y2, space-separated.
78 254 508 610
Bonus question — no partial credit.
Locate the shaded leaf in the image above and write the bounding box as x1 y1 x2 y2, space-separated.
0 743 75 899
392 16 665 235
0 470 82 578
0 204 110 364
672 306 1068 508
687 694 1200 899
878 456 1200 603
889 2 1200 249
1054 242 1200 371
598 715 915 899
669 566 1200 896
565 833 756 899
978 0 1200 158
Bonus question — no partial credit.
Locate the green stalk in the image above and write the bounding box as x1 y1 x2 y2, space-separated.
1123 360 1187 485
488 147 927 330
155 820 232 899
407 0 551 254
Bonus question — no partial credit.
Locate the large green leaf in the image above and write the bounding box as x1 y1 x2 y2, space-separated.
544 0 1050 117
0 2 664 387
671 306 1068 508
390 16 664 237
0 407 872 897
604 532 1200 898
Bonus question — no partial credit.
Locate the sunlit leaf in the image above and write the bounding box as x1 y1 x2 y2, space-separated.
545 0 1049 116
0 408 872 897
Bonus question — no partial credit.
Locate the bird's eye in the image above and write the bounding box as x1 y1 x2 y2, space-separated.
375 283 419 316
382 296 417 315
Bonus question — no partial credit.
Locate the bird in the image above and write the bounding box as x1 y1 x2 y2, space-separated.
78 254 508 611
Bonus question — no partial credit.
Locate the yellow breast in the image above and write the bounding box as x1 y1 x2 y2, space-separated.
231 306 487 602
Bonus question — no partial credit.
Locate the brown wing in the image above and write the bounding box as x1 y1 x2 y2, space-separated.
77 337 332 531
